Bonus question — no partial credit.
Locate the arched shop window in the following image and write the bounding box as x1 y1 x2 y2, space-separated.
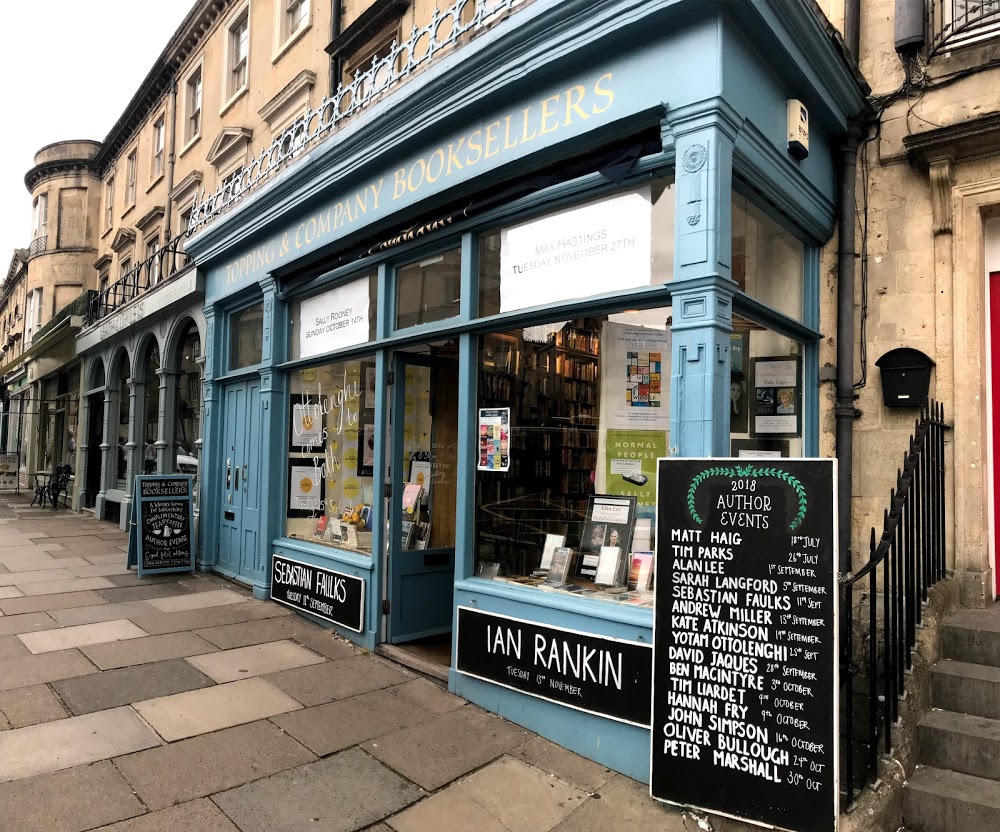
174 323 202 482
141 342 161 475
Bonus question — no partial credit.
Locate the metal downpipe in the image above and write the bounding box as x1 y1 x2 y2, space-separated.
837 126 861 573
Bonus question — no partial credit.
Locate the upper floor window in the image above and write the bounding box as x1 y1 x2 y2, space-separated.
282 0 308 43
152 117 165 179
120 257 132 280
31 193 48 240
104 177 115 230
342 24 398 99
125 149 138 208
226 9 250 101
932 0 1000 54
185 66 203 145
146 237 161 286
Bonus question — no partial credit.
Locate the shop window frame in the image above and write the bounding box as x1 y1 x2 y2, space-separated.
272 154 821 629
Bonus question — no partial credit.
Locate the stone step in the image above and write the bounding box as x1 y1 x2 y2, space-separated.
903 765 1000 831
930 660 1000 720
918 709 1000 782
941 605 1000 667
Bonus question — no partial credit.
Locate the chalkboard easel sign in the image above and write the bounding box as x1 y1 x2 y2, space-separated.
126 475 196 577
650 458 838 832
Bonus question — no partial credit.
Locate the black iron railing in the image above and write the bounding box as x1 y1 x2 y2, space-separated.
28 235 47 257
839 401 950 807
89 235 192 323
930 0 1000 56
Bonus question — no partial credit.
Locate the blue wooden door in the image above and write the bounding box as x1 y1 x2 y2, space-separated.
387 353 459 643
218 378 262 583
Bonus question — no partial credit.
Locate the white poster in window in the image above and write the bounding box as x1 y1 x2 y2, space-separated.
0 454 17 492
499 187 651 313
477 408 510 471
599 322 670 430
298 276 370 359
289 465 322 510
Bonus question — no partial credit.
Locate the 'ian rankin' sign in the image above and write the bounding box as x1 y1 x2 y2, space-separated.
456 606 651 725
270 554 365 633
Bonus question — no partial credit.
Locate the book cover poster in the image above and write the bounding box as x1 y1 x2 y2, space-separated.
289 465 322 512
605 429 665 507
577 495 637 580
477 407 510 471
601 323 671 430
752 357 801 437
357 423 376 477
289 398 324 451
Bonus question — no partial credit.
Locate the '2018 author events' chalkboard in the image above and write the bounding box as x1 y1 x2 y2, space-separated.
650 459 838 832
127 476 195 576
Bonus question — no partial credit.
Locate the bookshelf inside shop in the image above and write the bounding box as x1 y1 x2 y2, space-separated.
477 320 601 578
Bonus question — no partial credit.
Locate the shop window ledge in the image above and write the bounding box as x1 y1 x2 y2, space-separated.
274 537 375 572
455 577 654 633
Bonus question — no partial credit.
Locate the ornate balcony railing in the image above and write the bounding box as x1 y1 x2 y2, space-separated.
929 0 1000 56
189 0 527 232
89 235 193 324
28 236 48 258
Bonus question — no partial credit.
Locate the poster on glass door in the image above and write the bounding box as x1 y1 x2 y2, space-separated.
477 408 510 472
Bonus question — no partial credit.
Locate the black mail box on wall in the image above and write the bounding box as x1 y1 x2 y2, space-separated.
875 348 935 408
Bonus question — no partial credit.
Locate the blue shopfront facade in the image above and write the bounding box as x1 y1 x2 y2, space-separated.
186 0 865 782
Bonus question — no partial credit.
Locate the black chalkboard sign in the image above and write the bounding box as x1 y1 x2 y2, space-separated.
650 459 838 832
271 554 365 633
129 475 196 576
456 607 652 726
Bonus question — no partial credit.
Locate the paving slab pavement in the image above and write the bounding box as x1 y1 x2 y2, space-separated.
0 491 710 832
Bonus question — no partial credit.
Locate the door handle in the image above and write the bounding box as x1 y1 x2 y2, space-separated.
243 462 248 493
226 457 232 489
234 464 240 492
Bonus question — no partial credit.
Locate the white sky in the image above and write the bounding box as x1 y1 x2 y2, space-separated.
0 1 195 272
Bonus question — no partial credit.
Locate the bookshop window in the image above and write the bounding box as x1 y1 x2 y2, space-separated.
230 302 264 370
475 307 671 609
285 357 377 554
731 194 804 322
728 316 805 458
289 273 377 361
395 248 461 330
478 177 674 316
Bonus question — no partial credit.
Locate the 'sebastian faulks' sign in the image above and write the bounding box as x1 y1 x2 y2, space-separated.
456 606 652 725
271 554 365 633
650 459 838 832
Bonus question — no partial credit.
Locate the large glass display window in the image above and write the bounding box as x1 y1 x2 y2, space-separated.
728 316 805 458
475 307 671 610
732 194 804 322
285 356 377 554
478 177 674 317
395 248 462 330
175 323 202 482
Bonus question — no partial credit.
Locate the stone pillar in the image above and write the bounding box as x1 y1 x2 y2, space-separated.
666 107 739 456
96 386 112 519
121 378 140 531
156 368 178 473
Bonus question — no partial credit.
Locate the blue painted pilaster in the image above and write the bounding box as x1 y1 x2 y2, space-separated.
198 307 221 571
667 107 739 457
254 276 287 599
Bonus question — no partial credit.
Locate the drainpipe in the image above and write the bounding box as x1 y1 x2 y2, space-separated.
837 0 862 574
836 126 861 574
164 81 179 240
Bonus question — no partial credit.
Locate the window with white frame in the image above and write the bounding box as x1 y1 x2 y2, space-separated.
31 193 48 240
146 237 160 286
152 116 165 179
120 257 132 281
25 288 42 343
104 177 115 230
125 150 138 207
281 0 309 44
226 9 250 101
185 66 203 145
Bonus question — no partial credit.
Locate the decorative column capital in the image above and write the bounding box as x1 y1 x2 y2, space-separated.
927 156 953 236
